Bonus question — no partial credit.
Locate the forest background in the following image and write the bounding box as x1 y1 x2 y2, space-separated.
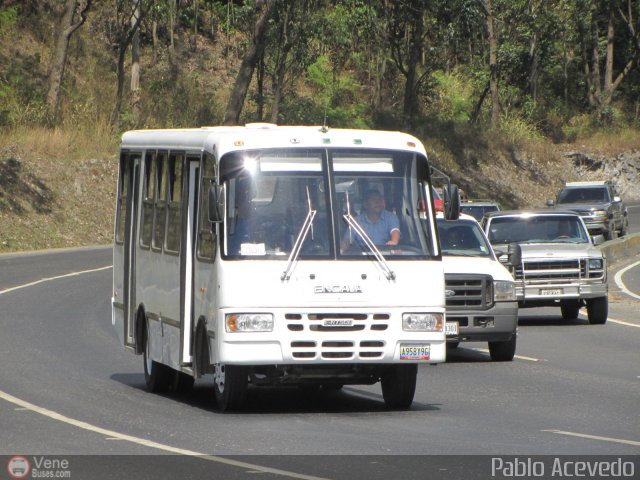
1 0 639 252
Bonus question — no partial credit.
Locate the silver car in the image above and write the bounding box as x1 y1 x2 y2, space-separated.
482 210 608 324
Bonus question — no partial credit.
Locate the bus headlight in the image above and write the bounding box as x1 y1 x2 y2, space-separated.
494 280 516 302
226 313 274 332
402 313 443 332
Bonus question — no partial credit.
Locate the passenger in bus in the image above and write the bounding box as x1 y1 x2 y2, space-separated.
342 189 400 250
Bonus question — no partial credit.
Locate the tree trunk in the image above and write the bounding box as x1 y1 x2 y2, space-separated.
45 0 91 125
402 0 424 129
152 19 158 63
604 1 614 93
485 0 501 125
131 3 141 127
223 0 276 125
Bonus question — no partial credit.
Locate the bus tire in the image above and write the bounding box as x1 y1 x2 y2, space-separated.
214 364 249 412
172 371 195 394
381 365 417 410
142 320 173 393
194 319 210 379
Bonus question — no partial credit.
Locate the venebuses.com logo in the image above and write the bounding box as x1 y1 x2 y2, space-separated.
7 456 30 479
6 456 71 478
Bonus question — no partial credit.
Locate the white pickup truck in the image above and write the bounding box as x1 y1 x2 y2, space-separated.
482 210 608 324
437 213 518 361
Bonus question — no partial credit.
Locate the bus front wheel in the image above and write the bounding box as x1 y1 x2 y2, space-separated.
143 324 173 393
214 364 249 412
381 365 417 410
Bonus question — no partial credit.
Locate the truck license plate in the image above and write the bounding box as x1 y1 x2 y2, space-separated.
400 344 430 360
445 321 459 336
540 288 563 295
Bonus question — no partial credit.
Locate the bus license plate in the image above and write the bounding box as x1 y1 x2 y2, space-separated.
400 344 430 360
445 321 459 336
540 288 562 295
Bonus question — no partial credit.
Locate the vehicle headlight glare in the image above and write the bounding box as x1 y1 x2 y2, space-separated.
226 313 274 332
402 313 443 332
494 280 516 302
593 210 607 219
589 258 603 270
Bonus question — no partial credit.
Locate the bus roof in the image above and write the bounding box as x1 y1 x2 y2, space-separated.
120 124 427 156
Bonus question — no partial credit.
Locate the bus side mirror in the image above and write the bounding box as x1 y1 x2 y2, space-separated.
208 185 223 223
507 242 521 266
443 184 460 220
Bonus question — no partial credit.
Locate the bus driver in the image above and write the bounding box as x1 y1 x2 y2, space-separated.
342 189 400 250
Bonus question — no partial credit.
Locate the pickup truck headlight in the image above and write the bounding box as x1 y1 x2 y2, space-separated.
588 258 603 270
494 280 516 302
592 210 608 220
226 313 274 332
402 313 443 332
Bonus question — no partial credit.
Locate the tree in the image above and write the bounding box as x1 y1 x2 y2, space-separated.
46 0 92 126
111 0 150 129
223 0 277 125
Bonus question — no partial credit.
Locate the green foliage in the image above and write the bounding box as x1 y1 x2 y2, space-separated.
0 6 18 34
429 70 474 122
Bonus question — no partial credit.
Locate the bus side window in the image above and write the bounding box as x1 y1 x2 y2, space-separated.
197 153 216 261
140 152 156 249
165 153 183 253
115 153 130 244
152 153 167 251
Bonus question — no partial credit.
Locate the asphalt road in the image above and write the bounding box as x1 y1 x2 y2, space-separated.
1 243 639 479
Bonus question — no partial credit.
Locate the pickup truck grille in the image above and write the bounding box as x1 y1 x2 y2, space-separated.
514 259 587 283
445 274 493 310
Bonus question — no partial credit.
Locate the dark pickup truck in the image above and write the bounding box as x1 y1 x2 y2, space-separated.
547 181 628 241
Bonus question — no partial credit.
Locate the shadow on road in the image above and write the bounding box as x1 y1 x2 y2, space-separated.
518 315 590 327
110 373 441 415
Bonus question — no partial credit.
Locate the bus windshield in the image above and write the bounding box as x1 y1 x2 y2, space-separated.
220 148 435 259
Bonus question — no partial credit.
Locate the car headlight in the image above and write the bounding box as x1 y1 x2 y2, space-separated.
592 210 608 219
589 258 603 270
494 280 516 302
402 313 443 332
226 313 274 332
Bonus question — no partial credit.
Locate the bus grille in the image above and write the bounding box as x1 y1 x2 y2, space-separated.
286 312 389 360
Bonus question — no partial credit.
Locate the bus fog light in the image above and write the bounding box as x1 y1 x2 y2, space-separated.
226 313 274 332
402 313 443 332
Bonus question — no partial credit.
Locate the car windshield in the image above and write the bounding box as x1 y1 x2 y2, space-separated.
460 204 499 221
437 218 492 257
486 215 590 244
220 148 436 259
557 187 610 204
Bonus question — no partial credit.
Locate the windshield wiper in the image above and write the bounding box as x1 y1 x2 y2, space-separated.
343 213 396 281
281 186 316 281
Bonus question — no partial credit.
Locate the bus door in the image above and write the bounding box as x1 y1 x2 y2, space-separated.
180 156 200 365
121 153 141 350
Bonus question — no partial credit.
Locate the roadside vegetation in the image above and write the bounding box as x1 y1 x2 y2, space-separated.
1 0 639 252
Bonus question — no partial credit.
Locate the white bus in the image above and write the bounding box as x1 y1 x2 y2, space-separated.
112 124 459 411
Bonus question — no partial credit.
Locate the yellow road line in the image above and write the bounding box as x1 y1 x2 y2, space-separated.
0 389 329 480
0 266 113 296
542 429 640 447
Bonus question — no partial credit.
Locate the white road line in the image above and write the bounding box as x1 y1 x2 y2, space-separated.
0 389 329 480
471 348 542 362
578 308 640 328
614 260 640 300
542 429 640 447
0 265 113 296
